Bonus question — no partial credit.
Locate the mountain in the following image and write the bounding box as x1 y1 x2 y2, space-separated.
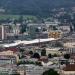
0 0 75 16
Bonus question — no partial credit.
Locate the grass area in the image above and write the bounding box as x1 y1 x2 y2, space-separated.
0 14 37 20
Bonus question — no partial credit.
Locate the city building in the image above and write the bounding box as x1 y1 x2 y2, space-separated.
48 30 62 39
27 23 46 39
0 55 16 65
0 50 19 63
46 47 62 55
61 64 75 75
0 25 10 40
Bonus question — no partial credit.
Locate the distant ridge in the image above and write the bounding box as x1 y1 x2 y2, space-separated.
0 0 75 15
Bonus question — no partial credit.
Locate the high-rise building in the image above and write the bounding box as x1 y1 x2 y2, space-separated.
0 25 10 40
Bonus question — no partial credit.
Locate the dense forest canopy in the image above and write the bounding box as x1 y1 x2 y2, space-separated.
0 0 75 16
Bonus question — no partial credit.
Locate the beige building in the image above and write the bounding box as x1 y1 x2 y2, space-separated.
0 50 19 63
46 48 62 55
0 25 9 40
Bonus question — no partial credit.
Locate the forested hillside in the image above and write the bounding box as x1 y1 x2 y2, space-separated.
0 0 75 16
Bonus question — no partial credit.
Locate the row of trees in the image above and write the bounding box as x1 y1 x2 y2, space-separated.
29 49 58 59
17 60 42 66
19 48 70 59
42 69 59 75
19 48 50 59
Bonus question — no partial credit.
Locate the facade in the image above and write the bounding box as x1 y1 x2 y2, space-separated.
27 23 47 39
25 65 46 75
60 64 75 75
58 25 70 32
0 55 16 65
0 25 9 40
0 50 19 63
48 30 62 39
46 47 62 55
0 23 22 40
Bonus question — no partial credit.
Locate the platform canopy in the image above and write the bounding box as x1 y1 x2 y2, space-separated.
2 38 57 48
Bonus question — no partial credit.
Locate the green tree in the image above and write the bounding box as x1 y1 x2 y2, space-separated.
42 69 59 75
29 51 33 55
11 73 20 75
53 26 58 30
64 54 70 59
48 54 52 58
70 25 73 32
14 19 18 25
20 24 27 34
41 48 46 56
19 48 25 58
35 28 39 32
33 53 40 59
53 54 58 57
19 48 25 53
42 28 47 31
36 62 42 66
18 15 23 23
73 24 75 31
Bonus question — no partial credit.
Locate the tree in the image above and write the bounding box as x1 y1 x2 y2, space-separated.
35 28 39 32
48 54 52 58
41 48 46 56
73 24 75 31
29 51 33 55
53 54 58 57
36 62 42 66
55 42 63 47
42 28 47 32
19 48 25 58
42 69 59 75
14 19 18 25
19 48 25 53
20 24 27 34
33 53 40 59
18 15 23 23
70 25 73 32
64 54 70 59
53 26 58 30
11 73 20 75
9 25 13 30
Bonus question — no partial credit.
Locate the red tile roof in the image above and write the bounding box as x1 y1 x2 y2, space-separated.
5 47 19 52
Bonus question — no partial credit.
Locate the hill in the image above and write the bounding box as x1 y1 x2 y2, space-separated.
0 0 75 16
